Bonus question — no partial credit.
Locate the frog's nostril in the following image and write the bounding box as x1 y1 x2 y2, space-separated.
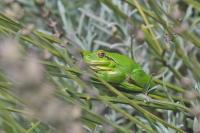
80 51 83 56
80 51 90 57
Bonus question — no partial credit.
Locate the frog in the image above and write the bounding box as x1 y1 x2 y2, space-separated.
81 50 155 92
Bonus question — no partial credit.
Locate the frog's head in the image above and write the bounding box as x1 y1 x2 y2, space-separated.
81 50 115 71
81 50 137 83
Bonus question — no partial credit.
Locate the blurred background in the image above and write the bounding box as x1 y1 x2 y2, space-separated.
0 0 200 133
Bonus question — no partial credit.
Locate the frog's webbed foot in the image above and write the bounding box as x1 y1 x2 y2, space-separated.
135 93 152 103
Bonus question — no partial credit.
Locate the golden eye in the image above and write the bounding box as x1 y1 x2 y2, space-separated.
97 51 105 58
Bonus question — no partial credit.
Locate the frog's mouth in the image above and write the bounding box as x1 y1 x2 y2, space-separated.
85 61 113 71
90 65 113 71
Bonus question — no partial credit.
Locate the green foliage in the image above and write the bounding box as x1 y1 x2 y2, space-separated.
0 0 200 133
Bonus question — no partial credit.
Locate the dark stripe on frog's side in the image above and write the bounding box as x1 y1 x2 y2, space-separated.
105 55 117 63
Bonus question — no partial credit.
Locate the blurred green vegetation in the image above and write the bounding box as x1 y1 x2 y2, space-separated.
0 0 200 133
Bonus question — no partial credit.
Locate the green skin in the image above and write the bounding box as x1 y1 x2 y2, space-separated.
82 50 155 91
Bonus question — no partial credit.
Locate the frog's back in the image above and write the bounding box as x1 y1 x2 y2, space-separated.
106 52 140 72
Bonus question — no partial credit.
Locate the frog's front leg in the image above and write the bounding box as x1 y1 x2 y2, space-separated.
97 70 145 92
130 69 155 89
96 70 126 83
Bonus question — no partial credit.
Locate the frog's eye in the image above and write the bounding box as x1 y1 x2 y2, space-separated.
97 51 105 58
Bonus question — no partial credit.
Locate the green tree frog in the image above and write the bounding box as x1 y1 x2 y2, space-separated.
82 50 155 91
